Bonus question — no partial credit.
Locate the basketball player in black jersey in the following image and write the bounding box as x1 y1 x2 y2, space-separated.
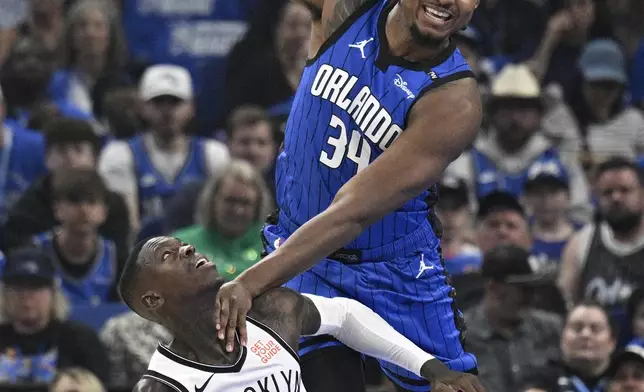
121 237 484 392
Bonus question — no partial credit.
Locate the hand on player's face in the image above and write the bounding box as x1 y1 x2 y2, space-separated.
214 280 253 352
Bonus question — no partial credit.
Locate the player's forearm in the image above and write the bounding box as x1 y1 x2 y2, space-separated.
237 192 366 296
238 161 441 296
303 294 434 377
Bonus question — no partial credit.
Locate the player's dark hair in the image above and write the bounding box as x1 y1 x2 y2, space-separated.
44 117 101 157
118 239 149 310
51 169 106 204
596 157 644 185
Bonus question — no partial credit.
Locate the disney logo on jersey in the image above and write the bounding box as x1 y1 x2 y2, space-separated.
394 74 416 100
250 339 282 364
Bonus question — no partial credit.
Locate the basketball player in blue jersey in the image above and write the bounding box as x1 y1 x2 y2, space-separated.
99 65 230 233
213 0 483 391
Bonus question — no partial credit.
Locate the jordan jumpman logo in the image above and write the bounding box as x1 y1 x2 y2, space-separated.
416 254 435 279
349 38 374 59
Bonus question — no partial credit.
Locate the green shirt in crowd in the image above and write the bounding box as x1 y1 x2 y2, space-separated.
172 222 264 280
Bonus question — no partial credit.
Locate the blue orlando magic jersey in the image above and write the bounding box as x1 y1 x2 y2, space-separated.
128 135 209 220
0 121 47 221
33 232 117 306
276 0 474 252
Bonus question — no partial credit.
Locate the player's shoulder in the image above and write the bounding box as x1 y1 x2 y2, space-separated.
408 77 481 129
133 377 174 392
251 287 303 321
249 287 305 348
417 76 480 108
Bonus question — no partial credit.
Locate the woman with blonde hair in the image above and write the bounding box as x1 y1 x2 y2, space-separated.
173 160 272 280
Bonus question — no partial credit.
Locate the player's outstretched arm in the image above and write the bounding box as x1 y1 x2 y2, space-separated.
214 78 482 349
296 293 485 392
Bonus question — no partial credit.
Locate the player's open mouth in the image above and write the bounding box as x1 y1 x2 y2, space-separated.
195 258 207 269
422 4 453 22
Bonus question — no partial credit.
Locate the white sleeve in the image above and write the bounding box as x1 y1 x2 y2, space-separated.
303 294 433 377
203 140 231 176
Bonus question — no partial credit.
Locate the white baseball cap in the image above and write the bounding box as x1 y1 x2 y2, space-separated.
139 64 193 101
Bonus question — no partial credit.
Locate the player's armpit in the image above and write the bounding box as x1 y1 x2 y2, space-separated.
132 378 175 392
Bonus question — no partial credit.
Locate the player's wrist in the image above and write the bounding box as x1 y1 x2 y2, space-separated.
235 273 262 298
420 358 452 383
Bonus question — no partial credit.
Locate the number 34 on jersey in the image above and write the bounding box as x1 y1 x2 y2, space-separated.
311 64 404 175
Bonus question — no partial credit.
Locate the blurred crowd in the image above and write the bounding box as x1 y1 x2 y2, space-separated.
0 0 642 392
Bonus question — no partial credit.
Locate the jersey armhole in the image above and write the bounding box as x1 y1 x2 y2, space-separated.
305 0 380 66
142 370 189 392
403 70 476 129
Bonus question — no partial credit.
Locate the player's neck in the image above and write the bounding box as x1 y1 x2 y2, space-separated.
167 291 240 366
385 4 450 63
55 229 97 265
170 333 238 367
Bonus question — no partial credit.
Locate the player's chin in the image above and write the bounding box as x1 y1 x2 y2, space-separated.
414 8 458 39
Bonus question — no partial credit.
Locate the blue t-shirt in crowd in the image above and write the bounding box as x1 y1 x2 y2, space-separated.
0 121 47 221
